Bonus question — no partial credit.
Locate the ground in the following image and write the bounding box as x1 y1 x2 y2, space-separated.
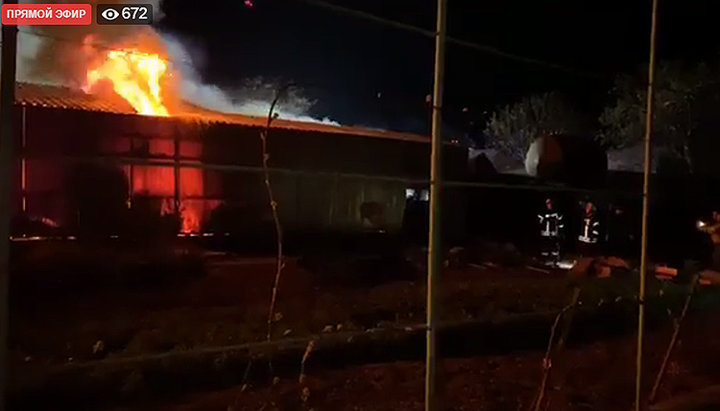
9 243 720 410
10 253 593 366
112 313 720 411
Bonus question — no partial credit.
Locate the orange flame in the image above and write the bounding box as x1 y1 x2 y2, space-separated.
85 37 213 233
85 49 170 116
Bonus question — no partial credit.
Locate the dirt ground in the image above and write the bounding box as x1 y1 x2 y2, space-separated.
113 312 720 411
10 249 710 410
10 255 581 367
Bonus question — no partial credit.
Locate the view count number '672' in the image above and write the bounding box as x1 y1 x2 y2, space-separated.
97 4 153 25
1 3 152 25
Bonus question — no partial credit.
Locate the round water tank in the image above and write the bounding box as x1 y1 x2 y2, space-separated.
525 134 608 187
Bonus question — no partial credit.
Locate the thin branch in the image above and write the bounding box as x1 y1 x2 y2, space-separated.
529 304 571 411
299 340 315 383
231 359 254 408
530 286 581 411
648 274 700 404
263 85 292 347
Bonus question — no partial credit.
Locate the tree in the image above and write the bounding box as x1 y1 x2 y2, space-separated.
598 62 720 173
484 92 588 164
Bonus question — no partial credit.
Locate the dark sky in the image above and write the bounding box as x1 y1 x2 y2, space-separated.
158 0 720 134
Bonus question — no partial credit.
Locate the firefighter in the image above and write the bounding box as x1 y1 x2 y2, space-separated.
578 200 601 256
538 198 564 266
698 210 720 270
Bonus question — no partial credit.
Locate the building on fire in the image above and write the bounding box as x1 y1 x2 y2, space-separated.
10 82 469 240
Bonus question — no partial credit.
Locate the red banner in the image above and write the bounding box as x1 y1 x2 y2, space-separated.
2 4 92 25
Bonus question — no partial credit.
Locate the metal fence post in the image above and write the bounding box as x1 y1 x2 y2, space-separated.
426 0 447 410
636 0 659 409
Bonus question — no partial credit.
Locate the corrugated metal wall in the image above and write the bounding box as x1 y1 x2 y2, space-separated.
15 106 467 236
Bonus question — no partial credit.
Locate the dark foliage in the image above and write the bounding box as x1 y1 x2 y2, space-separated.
484 92 591 165
599 61 720 176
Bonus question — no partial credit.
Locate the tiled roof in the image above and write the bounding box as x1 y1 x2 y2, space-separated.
15 82 429 143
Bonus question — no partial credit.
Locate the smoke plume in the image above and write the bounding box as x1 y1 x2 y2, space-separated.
12 0 336 124
161 34 336 124
15 0 164 88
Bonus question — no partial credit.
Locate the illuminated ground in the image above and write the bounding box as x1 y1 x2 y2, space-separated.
9 248 720 409
10 254 581 366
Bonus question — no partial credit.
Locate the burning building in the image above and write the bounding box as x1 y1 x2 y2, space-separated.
9 21 467 240
11 81 468 238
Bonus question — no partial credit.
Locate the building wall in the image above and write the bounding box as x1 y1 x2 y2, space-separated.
15 106 468 236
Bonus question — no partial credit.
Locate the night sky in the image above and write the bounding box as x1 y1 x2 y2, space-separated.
158 0 720 135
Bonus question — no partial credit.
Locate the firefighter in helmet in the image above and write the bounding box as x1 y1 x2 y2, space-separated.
538 198 564 266
578 200 601 255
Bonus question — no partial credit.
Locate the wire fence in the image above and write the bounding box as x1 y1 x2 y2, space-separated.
6 1 720 411
9 98 717 411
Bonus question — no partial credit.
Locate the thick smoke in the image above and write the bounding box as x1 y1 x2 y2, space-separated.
15 0 164 87
12 0 336 124
161 34 336 124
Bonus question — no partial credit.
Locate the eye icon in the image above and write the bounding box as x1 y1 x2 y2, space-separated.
101 8 119 20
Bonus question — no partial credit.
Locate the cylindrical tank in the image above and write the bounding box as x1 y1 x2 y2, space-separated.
525 134 608 187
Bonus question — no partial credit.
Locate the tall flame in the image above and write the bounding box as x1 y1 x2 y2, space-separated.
86 49 170 116
83 38 212 233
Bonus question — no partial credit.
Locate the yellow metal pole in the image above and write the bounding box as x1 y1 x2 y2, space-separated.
426 0 447 410
636 0 659 409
